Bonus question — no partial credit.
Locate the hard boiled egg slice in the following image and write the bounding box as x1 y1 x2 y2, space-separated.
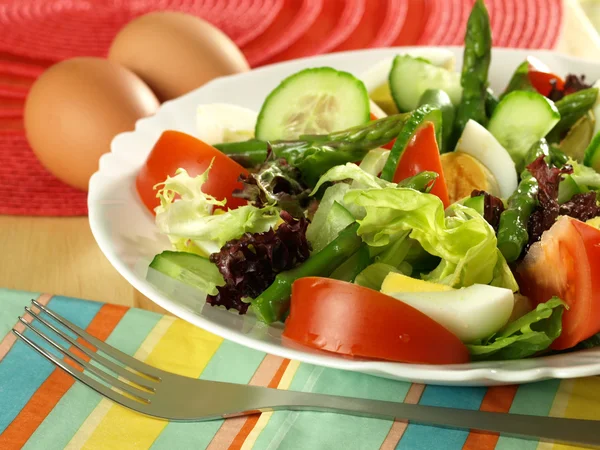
455 119 518 198
381 273 514 343
196 103 257 144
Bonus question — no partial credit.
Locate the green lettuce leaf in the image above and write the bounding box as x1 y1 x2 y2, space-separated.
467 297 566 360
568 158 600 189
344 188 507 288
154 165 279 256
354 263 402 290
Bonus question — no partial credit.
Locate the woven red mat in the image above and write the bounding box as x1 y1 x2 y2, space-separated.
0 0 563 216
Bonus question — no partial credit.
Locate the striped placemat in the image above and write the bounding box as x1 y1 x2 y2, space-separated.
0 288 597 450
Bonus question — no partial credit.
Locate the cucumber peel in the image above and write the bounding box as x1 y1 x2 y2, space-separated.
380 105 443 181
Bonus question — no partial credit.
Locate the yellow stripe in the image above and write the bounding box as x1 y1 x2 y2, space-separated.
65 316 175 450
544 377 600 450
80 318 223 450
241 360 301 450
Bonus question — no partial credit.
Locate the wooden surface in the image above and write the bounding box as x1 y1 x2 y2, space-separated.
0 0 598 314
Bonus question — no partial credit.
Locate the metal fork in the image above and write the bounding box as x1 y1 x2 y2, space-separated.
12 300 600 448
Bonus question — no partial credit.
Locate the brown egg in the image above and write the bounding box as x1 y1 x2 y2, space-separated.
108 12 250 102
24 57 160 191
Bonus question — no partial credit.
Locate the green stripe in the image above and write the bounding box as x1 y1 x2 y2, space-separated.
150 340 266 450
22 308 162 450
0 289 40 339
495 379 561 450
253 364 411 450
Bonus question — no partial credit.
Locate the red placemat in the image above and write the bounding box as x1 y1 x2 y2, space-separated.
0 0 564 217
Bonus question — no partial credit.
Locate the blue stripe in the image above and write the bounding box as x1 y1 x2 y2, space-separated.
0 296 102 432
396 386 487 450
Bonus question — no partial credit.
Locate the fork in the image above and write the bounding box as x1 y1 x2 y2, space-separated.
12 299 600 448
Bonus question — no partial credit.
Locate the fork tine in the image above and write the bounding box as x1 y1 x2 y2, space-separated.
25 307 157 391
32 300 162 379
18 318 153 403
13 329 154 415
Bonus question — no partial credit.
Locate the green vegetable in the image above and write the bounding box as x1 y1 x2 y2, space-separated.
463 194 485 216
343 187 511 288
251 222 362 324
273 113 411 186
558 175 582 204
452 0 492 142
485 87 499 117
569 158 600 190
148 251 225 296
496 142 547 262
418 88 455 150
583 130 600 171
396 171 439 192
467 297 566 360
549 143 569 167
213 139 268 167
490 250 519 293
558 112 595 162
154 166 279 256
359 148 390 176
354 263 401 290
388 55 462 112
381 105 443 181
329 243 371 282
547 88 599 143
487 90 560 170
307 201 355 254
306 183 350 248
255 67 370 141
500 60 535 99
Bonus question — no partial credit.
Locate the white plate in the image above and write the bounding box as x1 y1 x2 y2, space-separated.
88 47 600 386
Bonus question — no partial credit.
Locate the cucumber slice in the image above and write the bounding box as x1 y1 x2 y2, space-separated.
148 251 225 296
308 201 355 254
389 55 462 112
380 105 443 181
419 88 455 150
487 91 560 170
584 130 600 171
255 67 370 141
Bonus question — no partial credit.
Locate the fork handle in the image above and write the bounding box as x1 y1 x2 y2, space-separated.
232 388 600 447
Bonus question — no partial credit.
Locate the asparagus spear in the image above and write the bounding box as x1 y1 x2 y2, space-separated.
251 222 362 324
452 0 492 145
214 114 411 183
496 141 549 262
547 88 598 143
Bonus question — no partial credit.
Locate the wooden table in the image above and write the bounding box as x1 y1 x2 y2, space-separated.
1 0 599 314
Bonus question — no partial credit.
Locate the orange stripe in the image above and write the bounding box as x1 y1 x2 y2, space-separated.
228 359 291 450
462 385 519 450
207 354 285 450
380 383 426 450
0 303 128 449
0 294 53 362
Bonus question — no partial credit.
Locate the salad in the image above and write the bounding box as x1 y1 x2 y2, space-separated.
137 0 600 365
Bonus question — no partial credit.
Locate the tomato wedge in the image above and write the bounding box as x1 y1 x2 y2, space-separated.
136 130 248 214
392 122 450 208
528 70 565 97
283 277 470 364
517 217 600 350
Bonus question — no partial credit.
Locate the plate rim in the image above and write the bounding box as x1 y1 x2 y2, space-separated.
88 46 600 386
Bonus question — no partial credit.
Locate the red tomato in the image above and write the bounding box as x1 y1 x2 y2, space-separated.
528 70 565 97
392 122 450 208
136 130 248 214
283 277 470 365
369 112 395 149
517 216 600 350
